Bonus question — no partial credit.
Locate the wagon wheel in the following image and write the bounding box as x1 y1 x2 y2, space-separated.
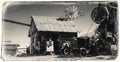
63 47 70 55
91 4 109 24
80 48 87 57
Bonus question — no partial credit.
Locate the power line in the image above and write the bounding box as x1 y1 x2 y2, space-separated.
3 19 30 27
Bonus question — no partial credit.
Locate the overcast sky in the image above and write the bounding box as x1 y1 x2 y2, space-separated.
3 1 100 48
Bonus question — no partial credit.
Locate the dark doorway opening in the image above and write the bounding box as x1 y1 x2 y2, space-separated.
51 32 60 54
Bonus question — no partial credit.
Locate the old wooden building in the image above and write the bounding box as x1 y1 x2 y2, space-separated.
28 16 79 54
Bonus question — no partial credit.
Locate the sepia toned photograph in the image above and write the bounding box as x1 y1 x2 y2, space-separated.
2 1 118 61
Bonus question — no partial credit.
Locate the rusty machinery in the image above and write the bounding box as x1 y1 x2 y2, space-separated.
60 2 118 56
91 2 118 55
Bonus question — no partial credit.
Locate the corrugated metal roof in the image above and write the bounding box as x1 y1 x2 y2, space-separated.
31 16 78 33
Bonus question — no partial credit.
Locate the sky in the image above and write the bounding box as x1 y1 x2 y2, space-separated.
3 1 99 48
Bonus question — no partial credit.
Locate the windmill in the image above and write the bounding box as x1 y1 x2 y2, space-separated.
65 5 83 21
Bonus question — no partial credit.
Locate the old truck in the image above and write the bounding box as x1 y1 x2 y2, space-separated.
60 37 91 56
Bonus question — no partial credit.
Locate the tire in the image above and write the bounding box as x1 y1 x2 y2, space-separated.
80 48 87 57
63 47 70 55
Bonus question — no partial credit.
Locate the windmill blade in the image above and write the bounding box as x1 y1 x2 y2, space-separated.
65 5 80 20
3 19 30 27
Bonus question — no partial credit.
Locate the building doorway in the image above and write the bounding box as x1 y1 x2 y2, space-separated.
51 32 60 54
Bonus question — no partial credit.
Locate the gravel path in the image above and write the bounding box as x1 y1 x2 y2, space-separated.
2 54 116 61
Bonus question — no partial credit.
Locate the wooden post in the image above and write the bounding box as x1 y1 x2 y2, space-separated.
30 37 33 54
41 36 44 54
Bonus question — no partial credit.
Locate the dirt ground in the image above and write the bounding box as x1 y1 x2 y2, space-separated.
2 54 117 61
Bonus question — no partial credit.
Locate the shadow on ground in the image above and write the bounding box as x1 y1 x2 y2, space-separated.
16 53 117 60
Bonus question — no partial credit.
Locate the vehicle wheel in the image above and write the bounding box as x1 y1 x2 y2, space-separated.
80 48 86 57
63 47 70 55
